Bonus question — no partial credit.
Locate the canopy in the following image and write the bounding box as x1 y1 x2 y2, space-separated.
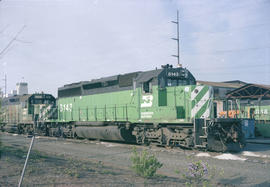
226 84 270 99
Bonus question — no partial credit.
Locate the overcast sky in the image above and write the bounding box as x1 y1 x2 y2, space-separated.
0 0 269 96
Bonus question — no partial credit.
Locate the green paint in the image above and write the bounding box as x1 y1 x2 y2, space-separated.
256 122 270 137
196 100 209 118
192 86 208 108
58 84 212 124
158 88 167 106
176 106 185 119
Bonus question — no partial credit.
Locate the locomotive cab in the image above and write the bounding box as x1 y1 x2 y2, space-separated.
158 64 196 88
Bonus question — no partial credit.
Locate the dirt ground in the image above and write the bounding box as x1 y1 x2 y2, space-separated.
1 133 269 186
0 144 188 187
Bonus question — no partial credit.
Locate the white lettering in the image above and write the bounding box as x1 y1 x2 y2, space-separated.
141 95 153 108
60 104 63 112
60 103 73 112
141 112 154 119
255 108 268 115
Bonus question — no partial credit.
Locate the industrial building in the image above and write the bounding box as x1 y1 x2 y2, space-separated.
198 80 270 138
197 80 245 118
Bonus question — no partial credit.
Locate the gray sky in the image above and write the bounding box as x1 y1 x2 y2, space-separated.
0 0 269 96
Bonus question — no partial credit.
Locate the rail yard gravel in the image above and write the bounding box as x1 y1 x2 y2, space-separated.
1 133 270 186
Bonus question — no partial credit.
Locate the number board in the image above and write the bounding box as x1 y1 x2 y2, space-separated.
34 95 43 99
166 70 186 79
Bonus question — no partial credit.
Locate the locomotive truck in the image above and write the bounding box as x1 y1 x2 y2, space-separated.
0 65 245 152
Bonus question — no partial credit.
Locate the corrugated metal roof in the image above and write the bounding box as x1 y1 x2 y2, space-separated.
251 84 270 89
223 80 247 85
135 69 163 83
89 75 119 83
197 80 245 88
59 69 163 91
226 84 270 99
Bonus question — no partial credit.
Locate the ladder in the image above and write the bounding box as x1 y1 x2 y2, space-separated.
194 118 208 148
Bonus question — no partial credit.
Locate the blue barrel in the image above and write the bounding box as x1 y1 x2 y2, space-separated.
241 119 255 139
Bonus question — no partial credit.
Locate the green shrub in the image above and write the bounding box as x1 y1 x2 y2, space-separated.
130 147 163 178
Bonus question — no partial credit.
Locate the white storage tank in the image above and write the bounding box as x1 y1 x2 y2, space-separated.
16 82 28 95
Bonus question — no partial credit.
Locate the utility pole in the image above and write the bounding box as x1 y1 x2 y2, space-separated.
171 10 181 68
3 74 7 97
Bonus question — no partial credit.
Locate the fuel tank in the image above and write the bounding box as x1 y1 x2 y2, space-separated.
2 124 17 133
75 126 135 142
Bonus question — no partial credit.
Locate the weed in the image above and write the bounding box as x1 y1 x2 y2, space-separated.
64 168 80 178
100 169 117 175
26 167 35 175
130 147 163 178
185 160 208 186
97 160 104 168
176 159 224 187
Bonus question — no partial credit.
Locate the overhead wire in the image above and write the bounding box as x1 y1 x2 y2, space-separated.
1 33 31 44
0 25 26 58
180 21 270 40
190 63 269 71
182 46 270 55
0 25 9 34
194 70 269 75
168 1 270 58
180 0 270 21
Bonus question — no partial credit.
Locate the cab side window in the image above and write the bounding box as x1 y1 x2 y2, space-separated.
159 77 166 89
143 80 152 93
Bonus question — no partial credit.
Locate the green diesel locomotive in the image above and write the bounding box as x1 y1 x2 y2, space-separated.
55 65 245 152
0 93 56 134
